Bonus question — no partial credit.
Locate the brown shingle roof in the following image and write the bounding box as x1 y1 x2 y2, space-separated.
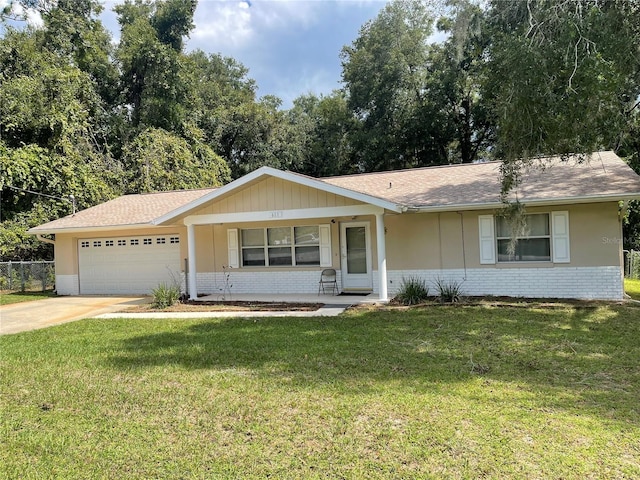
30 151 640 233
319 151 640 208
30 188 216 233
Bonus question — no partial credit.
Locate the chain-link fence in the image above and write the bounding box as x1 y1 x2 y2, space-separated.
0 261 55 292
624 250 640 279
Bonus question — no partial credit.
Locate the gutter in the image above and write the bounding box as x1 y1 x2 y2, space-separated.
27 222 159 236
407 193 640 214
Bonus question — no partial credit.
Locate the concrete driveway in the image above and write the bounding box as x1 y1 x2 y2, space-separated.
0 296 148 335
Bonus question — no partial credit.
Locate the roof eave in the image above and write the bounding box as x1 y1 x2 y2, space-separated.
27 222 162 236
410 193 640 213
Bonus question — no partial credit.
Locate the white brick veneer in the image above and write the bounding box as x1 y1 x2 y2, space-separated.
55 274 79 295
194 270 343 295
190 266 622 300
379 266 623 301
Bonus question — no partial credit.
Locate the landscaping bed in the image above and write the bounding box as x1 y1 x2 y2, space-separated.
127 300 324 312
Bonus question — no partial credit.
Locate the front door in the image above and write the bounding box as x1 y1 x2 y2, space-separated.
340 222 372 291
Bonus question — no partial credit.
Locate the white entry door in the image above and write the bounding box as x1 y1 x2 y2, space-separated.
340 222 372 291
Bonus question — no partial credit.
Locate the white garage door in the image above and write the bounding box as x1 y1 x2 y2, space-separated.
78 235 182 294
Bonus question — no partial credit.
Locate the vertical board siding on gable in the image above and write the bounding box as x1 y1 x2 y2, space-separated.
265 177 275 210
190 178 362 216
259 180 268 210
282 178 293 207
291 183 302 209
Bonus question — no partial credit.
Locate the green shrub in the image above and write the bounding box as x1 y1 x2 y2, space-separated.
433 277 464 303
151 282 181 309
394 276 430 305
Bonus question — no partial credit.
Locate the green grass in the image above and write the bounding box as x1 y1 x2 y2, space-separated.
0 290 56 306
625 278 640 300
1 304 639 479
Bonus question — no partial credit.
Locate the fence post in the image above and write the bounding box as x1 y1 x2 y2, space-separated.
8 261 12 290
41 261 46 291
20 261 25 292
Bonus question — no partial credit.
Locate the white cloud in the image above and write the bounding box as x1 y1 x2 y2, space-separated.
0 0 43 28
191 0 326 50
192 1 255 48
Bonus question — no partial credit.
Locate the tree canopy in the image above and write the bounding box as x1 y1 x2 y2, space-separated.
2 0 640 260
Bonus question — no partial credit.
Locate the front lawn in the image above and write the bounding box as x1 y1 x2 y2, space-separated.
1 304 639 478
0 290 57 306
625 277 640 300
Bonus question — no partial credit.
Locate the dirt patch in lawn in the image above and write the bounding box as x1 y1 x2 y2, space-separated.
126 301 324 313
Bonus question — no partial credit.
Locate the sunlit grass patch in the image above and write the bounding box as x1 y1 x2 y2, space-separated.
625 277 640 300
0 290 56 305
1 304 639 478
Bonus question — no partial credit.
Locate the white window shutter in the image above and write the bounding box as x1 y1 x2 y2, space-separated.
319 224 332 267
552 211 570 263
478 215 496 264
227 228 239 268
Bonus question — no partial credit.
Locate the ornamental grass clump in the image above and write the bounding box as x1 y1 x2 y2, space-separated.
433 277 464 303
151 282 181 309
394 276 430 305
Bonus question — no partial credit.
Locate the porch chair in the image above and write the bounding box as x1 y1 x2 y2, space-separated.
318 268 338 296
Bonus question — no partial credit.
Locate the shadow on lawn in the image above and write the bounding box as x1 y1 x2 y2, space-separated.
107 304 640 424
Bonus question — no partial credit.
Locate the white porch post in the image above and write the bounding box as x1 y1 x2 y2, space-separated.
187 223 197 300
376 213 388 301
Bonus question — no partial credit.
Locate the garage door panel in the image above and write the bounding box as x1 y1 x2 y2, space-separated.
78 235 181 295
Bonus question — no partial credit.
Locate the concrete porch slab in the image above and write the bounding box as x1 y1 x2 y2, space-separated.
194 292 383 305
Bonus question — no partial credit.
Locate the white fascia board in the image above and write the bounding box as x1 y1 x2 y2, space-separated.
27 223 168 235
153 166 402 226
412 193 640 213
184 204 385 226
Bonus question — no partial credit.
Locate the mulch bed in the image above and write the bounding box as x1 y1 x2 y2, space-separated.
127 301 324 313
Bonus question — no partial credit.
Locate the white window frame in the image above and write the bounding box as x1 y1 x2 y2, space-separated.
233 224 331 268
496 213 552 263
478 211 571 265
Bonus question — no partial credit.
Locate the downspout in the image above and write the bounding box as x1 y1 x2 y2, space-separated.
36 234 56 245
456 212 467 281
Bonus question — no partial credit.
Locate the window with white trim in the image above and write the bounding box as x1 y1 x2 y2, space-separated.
496 213 551 262
240 226 322 267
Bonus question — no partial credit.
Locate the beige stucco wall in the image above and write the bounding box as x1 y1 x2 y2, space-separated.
192 215 377 272
52 201 622 278
384 202 622 270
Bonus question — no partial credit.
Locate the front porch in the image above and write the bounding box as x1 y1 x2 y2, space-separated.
146 166 401 303
181 206 392 302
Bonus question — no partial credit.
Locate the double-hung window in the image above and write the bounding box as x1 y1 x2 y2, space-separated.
479 211 570 265
240 226 321 267
496 213 551 262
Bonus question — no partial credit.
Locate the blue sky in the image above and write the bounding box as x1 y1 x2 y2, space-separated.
100 0 389 108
